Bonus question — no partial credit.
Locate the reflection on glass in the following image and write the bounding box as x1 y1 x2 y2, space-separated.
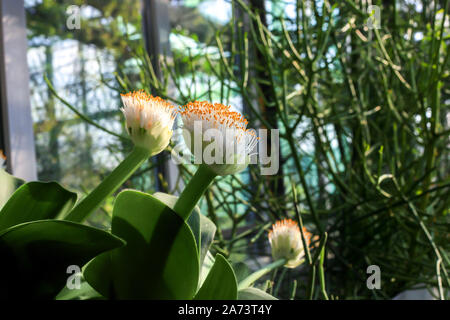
26 0 144 193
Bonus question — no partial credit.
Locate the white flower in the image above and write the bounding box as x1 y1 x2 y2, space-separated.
180 101 258 176
121 90 176 155
268 219 312 268
0 150 6 169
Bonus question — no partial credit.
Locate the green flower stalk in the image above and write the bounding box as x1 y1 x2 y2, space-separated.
173 164 217 221
65 90 176 222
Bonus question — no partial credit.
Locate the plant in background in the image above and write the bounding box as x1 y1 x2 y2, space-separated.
237 218 318 294
268 219 311 269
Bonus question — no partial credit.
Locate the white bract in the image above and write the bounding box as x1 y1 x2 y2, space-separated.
0 150 5 169
121 91 176 155
268 219 311 268
180 101 258 176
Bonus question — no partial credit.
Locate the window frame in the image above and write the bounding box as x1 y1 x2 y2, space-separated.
0 0 37 181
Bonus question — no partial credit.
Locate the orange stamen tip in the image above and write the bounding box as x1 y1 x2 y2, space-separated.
121 90 175 109
180 100 250 131
268 218 312 244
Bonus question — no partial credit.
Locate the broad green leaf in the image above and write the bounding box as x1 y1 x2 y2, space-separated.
102 190 199 299
83 251 115 299
194 253 238 300
153 192 200 255
0 220 125 299
153 192 216 267
0 181 77 230
198 214 216 267
0 169 24 210
238 287 278 300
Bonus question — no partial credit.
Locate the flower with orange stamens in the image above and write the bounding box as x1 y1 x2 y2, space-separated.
180 101 258 175
268 219 312 268
121 90 176 155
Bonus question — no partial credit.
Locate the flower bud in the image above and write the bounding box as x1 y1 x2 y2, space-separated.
0 150 6 169
268 219 312 268
121 91 176 155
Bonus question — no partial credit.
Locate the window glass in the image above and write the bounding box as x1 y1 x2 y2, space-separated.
26 0 148 194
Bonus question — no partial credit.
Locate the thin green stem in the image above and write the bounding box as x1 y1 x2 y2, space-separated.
286 136 323 233
65 147 150 222
238 259 286 291
291 179 312 265
290 279 298 300
173 164 217 221
318 233 329 300
312 232 328 265
307 265 316 300
45 75 128 141
274 268 287 296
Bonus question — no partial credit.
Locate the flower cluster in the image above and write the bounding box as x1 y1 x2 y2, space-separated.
180 101 258 175
268 219 312 268
120 90 176 156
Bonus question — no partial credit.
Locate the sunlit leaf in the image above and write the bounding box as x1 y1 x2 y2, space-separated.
0 169 24 211
194 253 237 300
0 181 77 230
238 287 277 300
153 192 216 267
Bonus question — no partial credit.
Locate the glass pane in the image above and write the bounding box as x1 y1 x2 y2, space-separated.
26 1 151 185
